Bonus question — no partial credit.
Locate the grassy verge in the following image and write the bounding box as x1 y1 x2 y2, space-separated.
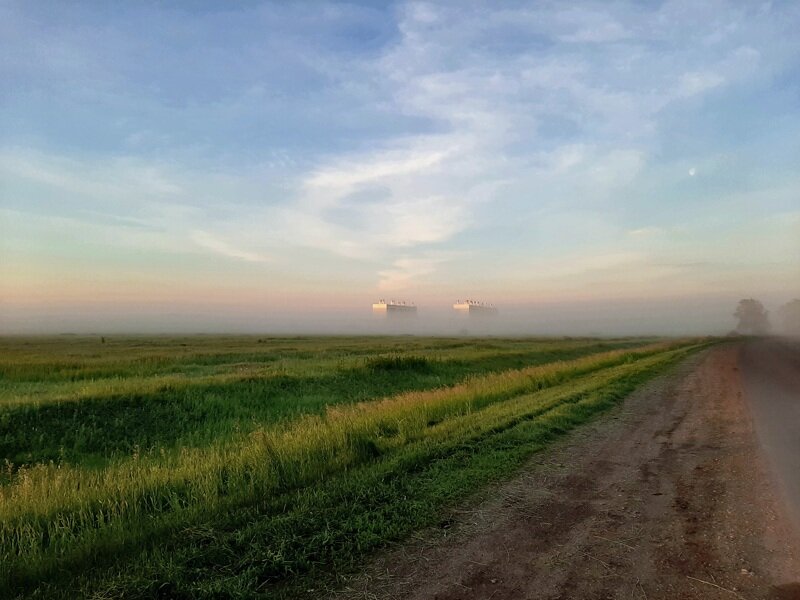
3 340 709 598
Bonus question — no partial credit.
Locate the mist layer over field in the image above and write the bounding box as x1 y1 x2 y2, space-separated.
1 295 789 337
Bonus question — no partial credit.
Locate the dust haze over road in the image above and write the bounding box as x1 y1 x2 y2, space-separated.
740 338 800 529
337 341 800 600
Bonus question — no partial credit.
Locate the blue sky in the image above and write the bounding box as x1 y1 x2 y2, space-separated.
1 1 799 333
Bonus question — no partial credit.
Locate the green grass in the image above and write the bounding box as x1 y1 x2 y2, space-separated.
0 335 711 599
0 336 650 466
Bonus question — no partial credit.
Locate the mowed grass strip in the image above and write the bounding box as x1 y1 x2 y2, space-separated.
1 340 707 595
17 342 705 599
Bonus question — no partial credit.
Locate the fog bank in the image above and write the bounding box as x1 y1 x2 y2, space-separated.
3 295 792 337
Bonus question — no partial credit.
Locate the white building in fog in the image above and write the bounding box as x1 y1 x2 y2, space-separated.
372 299 418 317
453 299 498 316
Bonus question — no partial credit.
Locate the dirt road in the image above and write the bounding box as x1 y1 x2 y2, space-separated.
336 342 800 600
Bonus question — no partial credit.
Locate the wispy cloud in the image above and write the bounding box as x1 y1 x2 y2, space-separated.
0 148 184 203
556 8 630 43
377 255 446 291
191 231 270 264
305 146 451 191
627 226 663 239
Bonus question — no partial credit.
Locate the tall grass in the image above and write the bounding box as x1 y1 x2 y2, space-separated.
0 339 705 591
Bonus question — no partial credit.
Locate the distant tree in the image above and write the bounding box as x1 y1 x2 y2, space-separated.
734 298 770 335
777 299 800 336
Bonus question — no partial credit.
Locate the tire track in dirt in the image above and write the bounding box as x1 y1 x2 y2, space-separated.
333 343 800 600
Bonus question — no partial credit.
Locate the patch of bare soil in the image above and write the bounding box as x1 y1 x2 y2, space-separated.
332 345 800 600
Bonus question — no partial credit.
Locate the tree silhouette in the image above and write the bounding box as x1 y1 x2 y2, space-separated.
734 298 770 335
777 299 800 336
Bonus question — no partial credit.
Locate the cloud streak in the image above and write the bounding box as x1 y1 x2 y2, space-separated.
191 231 271 264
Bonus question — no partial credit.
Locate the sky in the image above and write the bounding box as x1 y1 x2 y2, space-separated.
1 0 799 334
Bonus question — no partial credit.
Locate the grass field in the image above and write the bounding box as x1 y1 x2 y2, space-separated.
0 335 711 598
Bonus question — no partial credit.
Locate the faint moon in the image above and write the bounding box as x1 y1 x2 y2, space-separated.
688 167 697 176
